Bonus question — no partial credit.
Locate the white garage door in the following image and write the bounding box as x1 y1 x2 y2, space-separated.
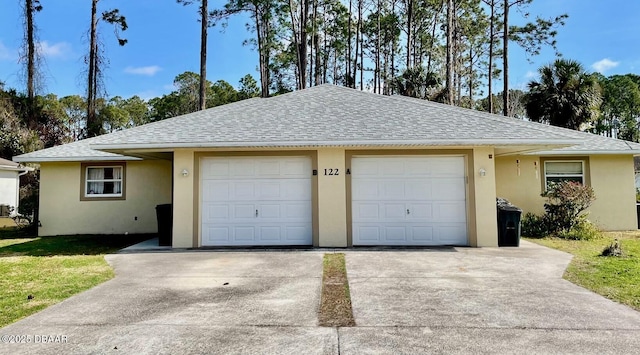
352 156 468 246
201 156 312 246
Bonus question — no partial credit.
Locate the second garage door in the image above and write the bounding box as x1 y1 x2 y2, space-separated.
200 156 312 246
351 156 468 246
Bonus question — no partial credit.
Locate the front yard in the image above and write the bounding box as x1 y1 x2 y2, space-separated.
526 231 640 311
0 228 151 327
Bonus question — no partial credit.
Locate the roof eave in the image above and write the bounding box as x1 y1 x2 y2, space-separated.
13 156 142 163
527 150 640 156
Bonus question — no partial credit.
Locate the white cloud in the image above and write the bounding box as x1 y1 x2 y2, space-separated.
0 41 17 60
38 41 72 59
124 65 162 76
524 70 537 79
591 58 619 73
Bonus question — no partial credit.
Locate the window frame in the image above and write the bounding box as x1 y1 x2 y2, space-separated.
80 162 126 201
543 159 586 191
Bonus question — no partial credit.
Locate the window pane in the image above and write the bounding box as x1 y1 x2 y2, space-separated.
545 161 582 175
85 166 123 196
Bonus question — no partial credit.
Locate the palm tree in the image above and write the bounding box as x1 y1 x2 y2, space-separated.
524 59 601 130
392 66 440 100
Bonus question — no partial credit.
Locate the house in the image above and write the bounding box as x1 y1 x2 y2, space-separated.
0 157 33 217
12 85 640 247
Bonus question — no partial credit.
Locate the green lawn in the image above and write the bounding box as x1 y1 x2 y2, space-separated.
0 228 152 328
526 231 640 311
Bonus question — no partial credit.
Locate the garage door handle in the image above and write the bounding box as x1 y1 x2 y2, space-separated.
256 209 259 217
407 209 410 215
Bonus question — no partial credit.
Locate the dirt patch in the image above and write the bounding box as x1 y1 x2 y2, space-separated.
318 253 355 327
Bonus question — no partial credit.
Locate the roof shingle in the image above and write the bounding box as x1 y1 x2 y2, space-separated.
13 84 640 162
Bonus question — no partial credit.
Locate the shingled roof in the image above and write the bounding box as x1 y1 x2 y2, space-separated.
13 84 640 162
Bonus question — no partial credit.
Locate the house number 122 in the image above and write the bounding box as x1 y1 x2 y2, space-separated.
324 168 339 176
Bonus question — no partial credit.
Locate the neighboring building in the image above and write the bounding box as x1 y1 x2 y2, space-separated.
0 157 33 216
12 85 640 247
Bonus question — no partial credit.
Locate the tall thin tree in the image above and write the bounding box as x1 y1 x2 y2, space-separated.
86 0 127 137
178 0 209 110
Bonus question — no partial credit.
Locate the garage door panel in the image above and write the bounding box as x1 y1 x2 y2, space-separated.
282 179 312 199
356 203 379 219
352 156 467 246
410 226 434 241
234 227 256 241
203 204 230 221
405 181 432 200
354 226 380 242
407 203 433 220
432 179 466 200
284 225 312 242
383 204 406 219
204 227 230 243
385 226 407 240
437 225 468 243
259 226 281 240
436 202 467 220
353 180 379 200
284 203 312 219
201 157 312 246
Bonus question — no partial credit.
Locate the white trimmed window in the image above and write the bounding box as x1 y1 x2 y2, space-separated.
85 166 123 198
544 161 584 189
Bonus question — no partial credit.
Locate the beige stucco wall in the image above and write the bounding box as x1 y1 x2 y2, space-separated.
471 147 499 247
495 156 545 215
317 148 348 247
173 149 195 248
589 155 637 230
495 154 637 231
39 160 171 236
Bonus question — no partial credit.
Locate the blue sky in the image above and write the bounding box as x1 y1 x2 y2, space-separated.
0 0 639 100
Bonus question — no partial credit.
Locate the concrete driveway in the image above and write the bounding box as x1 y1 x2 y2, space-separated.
1 242 640 354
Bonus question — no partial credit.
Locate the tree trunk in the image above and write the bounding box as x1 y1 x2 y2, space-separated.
359 0 363 91
405 0 412 68
255 8 269 97
26 0 35 103
199 0 207 110
487 0 494 113
445 0 454 105
347 0 352 86
353 0 360 89
503 0 509 116
87 0 99 137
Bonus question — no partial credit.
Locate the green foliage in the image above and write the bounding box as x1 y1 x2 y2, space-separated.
520 212 546 238
542 181 596 233
522 182 598 240
556 219 601 241
591 74 640 142
524 59 602 130
392 66 440 99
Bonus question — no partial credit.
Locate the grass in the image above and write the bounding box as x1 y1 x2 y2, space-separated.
0 227 153 328
318 253 356 327
526 231 640 311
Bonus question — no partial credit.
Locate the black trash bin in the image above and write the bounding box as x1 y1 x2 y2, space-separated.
497 202 522 247
155 204 173 246
637 203 640 229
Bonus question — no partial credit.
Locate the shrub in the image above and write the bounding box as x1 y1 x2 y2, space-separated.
555 219 601 241
521 212 547 238
542 181 595 234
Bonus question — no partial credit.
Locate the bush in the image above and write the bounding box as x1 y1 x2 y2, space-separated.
542 181 595 234
555 219 601 241
521 213 547 238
